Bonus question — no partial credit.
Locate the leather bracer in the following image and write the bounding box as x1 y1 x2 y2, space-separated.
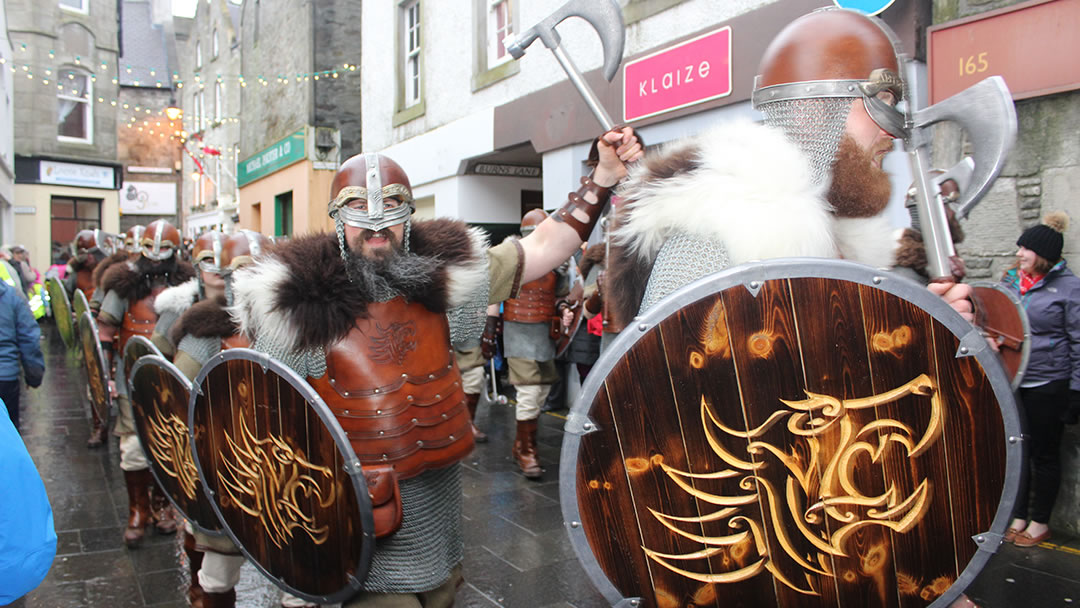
552 173 613 241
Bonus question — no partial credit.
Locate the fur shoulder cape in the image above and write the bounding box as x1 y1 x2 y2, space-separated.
231 218 489 353
100 259 196 301
92 252 130 288
153 278 200 317
170 295 236 345
607 120 898 326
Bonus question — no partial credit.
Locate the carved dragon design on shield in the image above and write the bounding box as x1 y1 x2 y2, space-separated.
146 386 200 500
218 413 338 549
642 374 943 596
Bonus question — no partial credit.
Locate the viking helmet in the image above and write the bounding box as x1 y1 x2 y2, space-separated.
520 208 548 237
124 225 146 255
328 153 415 233
221 230 270 273
140 220 181 261
192 230 226 275
72 229 113 261
752 8 905 184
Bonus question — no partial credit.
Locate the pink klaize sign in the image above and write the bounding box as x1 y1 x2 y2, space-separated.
623 26 732 123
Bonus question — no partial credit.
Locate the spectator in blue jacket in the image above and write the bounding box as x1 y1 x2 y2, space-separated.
0 401 56 603
0 277 44 431
1000 211 1080 548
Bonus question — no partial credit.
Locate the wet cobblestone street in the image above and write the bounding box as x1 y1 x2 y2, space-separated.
7 320 1080 607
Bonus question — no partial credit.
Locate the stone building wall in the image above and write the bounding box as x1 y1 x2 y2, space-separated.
934 0 1080 537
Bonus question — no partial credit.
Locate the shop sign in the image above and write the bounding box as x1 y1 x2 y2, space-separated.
237 130 306 187
13 206 35 214
623 27 732 123
120 181 177 215
40 160 115 189
928 0 1080 103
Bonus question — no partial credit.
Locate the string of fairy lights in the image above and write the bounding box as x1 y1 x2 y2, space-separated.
8 40 359 157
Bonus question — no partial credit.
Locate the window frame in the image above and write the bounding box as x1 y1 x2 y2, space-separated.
56 67 93 144
394 0 425 125
213 29 219 59
214 80 223 123
472 0 519 91
196 40 202 70
59 0 88 15
487 0 512 68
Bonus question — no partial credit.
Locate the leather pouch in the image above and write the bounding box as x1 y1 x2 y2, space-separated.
363 465 403 538
549 317 563 341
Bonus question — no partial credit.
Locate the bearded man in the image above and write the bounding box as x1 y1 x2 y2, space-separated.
97 219 194 547
230 130 641 606
605 7 971 325
63 229 113 300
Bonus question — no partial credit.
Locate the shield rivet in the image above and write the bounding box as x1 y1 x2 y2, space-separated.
873 276 883 285
976 535 985 543
1009 436 1020 444
570 521 580 528
583 422 594 431
960 346 970 355
638 323 647 332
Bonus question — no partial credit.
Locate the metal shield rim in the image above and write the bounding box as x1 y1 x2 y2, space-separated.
129 354 222 537
187 347 375 605
970 280 1031 390
123 335 164 395
559 258 1023 608
73 288 90 319
45 278 75 348
78 311 113 413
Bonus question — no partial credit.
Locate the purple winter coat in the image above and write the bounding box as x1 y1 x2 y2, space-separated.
1000 260 1080 391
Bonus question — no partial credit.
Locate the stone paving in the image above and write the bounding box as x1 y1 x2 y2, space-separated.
6 321 1080 607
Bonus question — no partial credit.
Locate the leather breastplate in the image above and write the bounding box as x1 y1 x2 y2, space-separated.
504 271 557 323
76 269 95 299
119 286 163 354
306 297 473 480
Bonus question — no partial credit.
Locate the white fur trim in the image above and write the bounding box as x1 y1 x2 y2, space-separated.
228 257 298 351
152 278 199 316
614 121 838 267
444 226 490 308
833 216 901 268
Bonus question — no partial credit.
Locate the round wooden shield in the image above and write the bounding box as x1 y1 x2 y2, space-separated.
561 260 1022 608
130 355 223 536
78 311 112 426
46 277 75 349
189 348 374 604
970 281 1030 390
123 335 163 392
72 288 90 321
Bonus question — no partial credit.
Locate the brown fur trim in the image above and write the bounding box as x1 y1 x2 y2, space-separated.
604 237 654 331
171 295 236 344
579 243 606 280
100 258 196 301
270 219 475 351
92 252 129 288
894 228 927 276
637 144 701 182
69 257 97 274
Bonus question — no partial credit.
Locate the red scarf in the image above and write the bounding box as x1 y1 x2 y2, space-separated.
1019 270 1044 295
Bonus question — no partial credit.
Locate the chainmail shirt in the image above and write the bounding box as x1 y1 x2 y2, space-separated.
639 234 731 316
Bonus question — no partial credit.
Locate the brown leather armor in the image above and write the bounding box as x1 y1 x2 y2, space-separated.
119 287 163 355
306 296 474 480
503 271 557 323
76 268 95 299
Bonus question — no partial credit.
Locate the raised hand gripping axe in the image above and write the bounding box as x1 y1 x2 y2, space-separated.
505 0 625 131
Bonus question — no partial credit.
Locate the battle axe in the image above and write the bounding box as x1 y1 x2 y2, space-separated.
505 0 625 131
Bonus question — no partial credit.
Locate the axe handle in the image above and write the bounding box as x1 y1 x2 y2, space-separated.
550 45 616 131
908 147 956 282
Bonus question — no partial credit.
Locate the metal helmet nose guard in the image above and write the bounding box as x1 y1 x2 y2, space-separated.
328 153 415 233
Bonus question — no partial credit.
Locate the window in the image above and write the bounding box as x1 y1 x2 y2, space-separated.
403 0 422 107
215 81 223 122
213 29 219 58
488 0 512 67
196 41 202 69
51 197 101 252
57 68 92 142
274 191 293 237
59 0 87 14
193 90 206 132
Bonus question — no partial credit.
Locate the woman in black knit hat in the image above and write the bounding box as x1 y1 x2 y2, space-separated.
1000 211 1080 547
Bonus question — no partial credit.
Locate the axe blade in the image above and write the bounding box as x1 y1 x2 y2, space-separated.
912 76 1016 220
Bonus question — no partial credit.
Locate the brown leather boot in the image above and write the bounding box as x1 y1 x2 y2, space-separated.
87 408 106 448
464 393 487 443
123 469 153 548
513 419 542 479
183 531 205 607
200 589 236 608
151 484 179 535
